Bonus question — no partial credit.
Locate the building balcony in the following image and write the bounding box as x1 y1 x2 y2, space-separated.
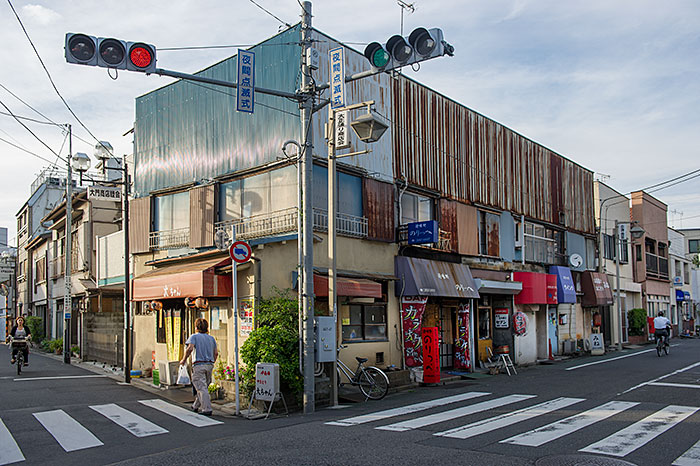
396 224 452 252
149 228 190 251
646 252 669 280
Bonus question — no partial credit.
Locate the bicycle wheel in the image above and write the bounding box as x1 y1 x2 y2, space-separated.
16 354 22 375
656 340 662 357
358 367 389 400
664 342 669 355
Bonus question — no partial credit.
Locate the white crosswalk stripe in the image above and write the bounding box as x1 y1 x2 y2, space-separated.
90 403 169 437
376 394 536 432
138 399 223 427
434 397 585 439
325 392 490 427
580 405 699 457
501 401 639 447
0 418 24 465
33 410 103 452
674 438 700 466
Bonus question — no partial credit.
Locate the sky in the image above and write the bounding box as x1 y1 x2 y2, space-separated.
1 0 699 246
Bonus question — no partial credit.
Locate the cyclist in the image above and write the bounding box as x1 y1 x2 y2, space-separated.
9 316 31 366
653 311 671 349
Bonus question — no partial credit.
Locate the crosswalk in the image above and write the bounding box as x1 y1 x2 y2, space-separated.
326 391 700 464
0 399 223 465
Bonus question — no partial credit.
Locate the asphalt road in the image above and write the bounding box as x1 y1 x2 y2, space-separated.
2 339 699 466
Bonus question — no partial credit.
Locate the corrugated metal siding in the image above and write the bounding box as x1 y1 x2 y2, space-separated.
392 77 595 235
456 202 478 256
189 184 215 249
129 196 151 254
363 178 394 242
134 27 302 196
439 199 458 253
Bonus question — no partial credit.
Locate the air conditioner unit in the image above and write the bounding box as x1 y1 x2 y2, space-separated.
157 360 180 386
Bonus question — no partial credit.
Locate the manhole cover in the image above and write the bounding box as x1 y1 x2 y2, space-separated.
536 455 638 466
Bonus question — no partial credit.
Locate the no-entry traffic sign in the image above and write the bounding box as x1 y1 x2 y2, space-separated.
229 241 252 263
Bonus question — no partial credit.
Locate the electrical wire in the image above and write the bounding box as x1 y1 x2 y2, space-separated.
0 83 60 127
249 0 292 28
159 42 300 51
6 0 121 164
0 110 58 126
0 135 62 167
182 80 300 118
0 97 66 163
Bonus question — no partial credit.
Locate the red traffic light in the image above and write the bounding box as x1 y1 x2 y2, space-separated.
128 43 156 72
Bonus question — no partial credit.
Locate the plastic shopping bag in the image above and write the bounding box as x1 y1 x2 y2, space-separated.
176 364 191 385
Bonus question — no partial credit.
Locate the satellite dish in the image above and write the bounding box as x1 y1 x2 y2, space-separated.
569 253 584 269
214 229 231 251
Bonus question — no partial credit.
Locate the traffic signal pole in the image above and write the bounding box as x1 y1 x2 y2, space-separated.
64 124 72 364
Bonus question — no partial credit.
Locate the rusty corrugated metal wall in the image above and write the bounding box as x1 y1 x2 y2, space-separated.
129 197 151 254
392 77 595 235
363 178 394 242
189 184 215 249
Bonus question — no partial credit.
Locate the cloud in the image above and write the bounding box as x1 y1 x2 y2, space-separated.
21 4 61 25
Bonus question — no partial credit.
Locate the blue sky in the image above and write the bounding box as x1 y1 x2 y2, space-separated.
1 0 699 244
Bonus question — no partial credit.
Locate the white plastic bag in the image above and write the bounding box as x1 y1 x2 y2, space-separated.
176 364 191 385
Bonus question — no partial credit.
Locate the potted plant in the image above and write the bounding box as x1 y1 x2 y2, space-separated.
208 382 222 400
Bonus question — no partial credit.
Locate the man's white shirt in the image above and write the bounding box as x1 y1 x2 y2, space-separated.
653 316 670 330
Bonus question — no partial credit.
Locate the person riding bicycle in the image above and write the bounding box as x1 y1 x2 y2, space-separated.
8 316 31 367
653 311 671 348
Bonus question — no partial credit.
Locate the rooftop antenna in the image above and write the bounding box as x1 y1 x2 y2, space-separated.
397 0 416 35
595 172 611 183
670 209 684 229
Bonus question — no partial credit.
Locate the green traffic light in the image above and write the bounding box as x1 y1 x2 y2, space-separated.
372 48 390 68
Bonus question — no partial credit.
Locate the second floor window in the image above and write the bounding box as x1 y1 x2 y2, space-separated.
35 256 46 284
219 166 297 222
602 233 615 260
154 192 189 232
523 222 564 264
400 192 433 225
689 239 700 254
479 211 500 257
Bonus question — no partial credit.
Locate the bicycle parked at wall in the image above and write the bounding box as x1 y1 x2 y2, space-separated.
336 345 389 400
653 311 671 357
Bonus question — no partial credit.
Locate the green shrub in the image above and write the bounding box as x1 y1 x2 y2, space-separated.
628 308 647 336
71 345 80 355
25 316 44 342
47 338 64 353
240 288 301 399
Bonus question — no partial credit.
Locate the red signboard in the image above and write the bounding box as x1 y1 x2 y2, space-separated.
422 327 440 384
546 274 558 304
514 271 558 305
454 303 471 370
401 297 428 367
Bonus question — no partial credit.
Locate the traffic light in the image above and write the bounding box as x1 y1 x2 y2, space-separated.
65 33 157 73
363 27 454 73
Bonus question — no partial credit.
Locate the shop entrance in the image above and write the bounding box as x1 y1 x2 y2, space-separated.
422 302 456 369
547 306 558 356
476 295 493 363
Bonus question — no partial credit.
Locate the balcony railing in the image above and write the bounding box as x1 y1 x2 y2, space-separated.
646 252 669 279
214 207 368 243
149 228 190 251
396 224 452 252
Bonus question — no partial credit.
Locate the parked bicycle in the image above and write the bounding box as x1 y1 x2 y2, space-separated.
336 345 389 400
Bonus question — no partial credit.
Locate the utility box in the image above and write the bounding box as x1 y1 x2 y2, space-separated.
157 361 179 386
315 316 336 363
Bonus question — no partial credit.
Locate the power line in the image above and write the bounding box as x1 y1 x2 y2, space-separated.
0 97 66 163
0 110 59 126
249 0 292 28
159 42 300 51
0 82 59 127
182 80 299 118
6 0 120 164
0 134 62 167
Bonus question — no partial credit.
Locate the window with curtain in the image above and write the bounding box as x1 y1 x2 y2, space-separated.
219 166 297 222
154 191 189 231
312 164 363 217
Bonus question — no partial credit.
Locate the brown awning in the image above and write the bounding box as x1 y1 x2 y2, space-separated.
132 256 232 301
581 271 613 306
313 274 382 298
395 256 480 298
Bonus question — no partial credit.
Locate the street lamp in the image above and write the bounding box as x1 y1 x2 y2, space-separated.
614 220 645 350
327 101 387 407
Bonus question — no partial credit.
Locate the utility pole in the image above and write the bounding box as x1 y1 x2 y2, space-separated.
614 220 622 350
64 124 72 364
123 155 131 383
299 0 315 415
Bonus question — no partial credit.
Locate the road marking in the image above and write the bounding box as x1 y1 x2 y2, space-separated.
674 438 700 465
138 399 223 427
0 418 24 465
566 348 659 370
580 405 698 457
649 382 700 389
435 397 585 439
325 392 491 427
14 375 109 382
501 401 639 447
33 410 103 452
376 394 536 432
90 404 168 437
622 361 700 394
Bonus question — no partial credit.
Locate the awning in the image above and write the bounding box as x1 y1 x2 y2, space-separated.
313 274 382 298
676 289 685 301
549 266 577 304
132 256 232 301
513 271 558 305
395 256 479 298
581 271 613 306
474 278 522 295
684 291 691 301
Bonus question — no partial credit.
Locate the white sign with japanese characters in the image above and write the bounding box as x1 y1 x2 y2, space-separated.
334 110 350 150
255 362 280 402
88 185 122 202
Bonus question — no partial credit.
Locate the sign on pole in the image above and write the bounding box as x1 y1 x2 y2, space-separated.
229 241 252 263
237 49 255 113
329 47 345 109
87 185 122 202
334 110 350 150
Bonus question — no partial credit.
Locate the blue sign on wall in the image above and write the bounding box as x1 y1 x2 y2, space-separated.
408 220 439 245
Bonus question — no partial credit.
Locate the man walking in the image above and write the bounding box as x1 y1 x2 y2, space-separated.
180 318 218 416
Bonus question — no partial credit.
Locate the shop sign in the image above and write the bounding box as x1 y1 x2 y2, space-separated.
408 220 439 245
454 303 471 370
87 185 121 202
590 333 604 351
422 326 440 383
513 310 527 336
494 308 509 329
401 296 428 367
255 363 279 402
239 297 255 336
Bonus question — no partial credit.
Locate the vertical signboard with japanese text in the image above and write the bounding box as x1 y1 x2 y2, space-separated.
329 47 345 109
422 326 440 383
239 297 255 337
401 296 428 367
237 49 255 113
454 303 471 370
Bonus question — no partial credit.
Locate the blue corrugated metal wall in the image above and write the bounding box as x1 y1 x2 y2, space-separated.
134 26 302 196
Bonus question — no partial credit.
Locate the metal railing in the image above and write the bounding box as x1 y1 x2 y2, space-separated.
396 224 452 251
149 227 190 250
646 252 669 279
214 207 368 243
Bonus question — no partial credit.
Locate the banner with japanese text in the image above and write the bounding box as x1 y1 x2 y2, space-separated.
422 326 440 383
454 302 471 370
401 296 428 367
